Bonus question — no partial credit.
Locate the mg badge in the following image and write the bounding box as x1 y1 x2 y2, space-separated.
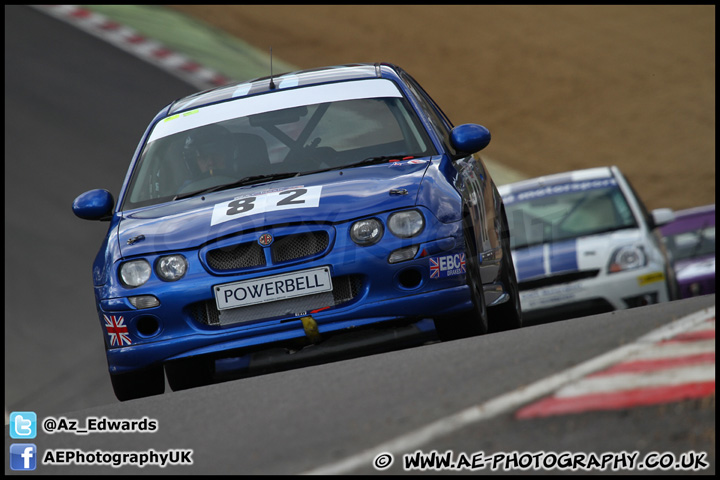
258 233 273 246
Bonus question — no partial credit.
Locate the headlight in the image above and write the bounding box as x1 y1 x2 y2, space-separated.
350 218 384 245
120 259 151 287
388 210 425 238
608 246 647 273
156 254 188 281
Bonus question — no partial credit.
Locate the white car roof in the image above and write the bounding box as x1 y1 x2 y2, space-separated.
498 166 615 196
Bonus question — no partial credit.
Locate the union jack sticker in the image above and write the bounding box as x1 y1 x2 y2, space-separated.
104 315 132 346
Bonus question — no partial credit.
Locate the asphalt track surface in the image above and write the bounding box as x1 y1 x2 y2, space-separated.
4 5 715 475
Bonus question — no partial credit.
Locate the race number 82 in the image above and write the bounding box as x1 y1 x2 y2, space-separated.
211 186 323 226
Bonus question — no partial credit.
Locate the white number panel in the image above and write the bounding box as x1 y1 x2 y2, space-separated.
210 186 323 226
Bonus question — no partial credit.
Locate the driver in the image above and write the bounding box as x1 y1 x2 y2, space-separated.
182 124 236 181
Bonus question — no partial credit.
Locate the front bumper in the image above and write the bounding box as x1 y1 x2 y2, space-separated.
104 284 471 373
97 209 478 374
518 266 670 322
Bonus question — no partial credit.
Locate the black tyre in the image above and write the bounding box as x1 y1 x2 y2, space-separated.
664 260 681 301
110 365 165 402
488 209 523 332
165 357 214 392
433 221 489 341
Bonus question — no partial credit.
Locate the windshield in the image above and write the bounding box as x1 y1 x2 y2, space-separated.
122 79 435 209
663 224 715 261
503 180 639 249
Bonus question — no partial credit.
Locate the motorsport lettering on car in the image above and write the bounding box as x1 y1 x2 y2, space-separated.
659 204 715 299
73 63 522 401
498 166 679 324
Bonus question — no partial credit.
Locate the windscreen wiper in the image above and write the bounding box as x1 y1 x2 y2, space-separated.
352 155 416 167
173 156 421 200
173 172 300 200
288 155 420 178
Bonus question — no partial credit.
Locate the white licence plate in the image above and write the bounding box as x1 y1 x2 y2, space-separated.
214 266 333 311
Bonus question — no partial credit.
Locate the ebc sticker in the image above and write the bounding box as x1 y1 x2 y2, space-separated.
430 253 466 279
211 186 323 226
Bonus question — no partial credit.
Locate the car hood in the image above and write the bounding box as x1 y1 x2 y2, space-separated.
117 160 433 257
512 229 645 282
675 255 716 282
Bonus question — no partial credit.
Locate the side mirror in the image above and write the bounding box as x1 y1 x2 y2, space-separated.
450 124 491 156
72 189 114 221
651 208 675 228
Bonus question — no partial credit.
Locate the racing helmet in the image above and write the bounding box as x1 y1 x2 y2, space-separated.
182 124 236 177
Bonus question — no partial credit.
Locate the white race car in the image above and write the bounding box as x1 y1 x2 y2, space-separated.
498 166 679 323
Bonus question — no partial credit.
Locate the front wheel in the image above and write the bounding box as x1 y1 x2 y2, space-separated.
433 225 489 341
110 365 165 402
488 211 523 332
165 357 214 392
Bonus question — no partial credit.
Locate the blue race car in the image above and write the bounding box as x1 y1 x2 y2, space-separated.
73 63 521 400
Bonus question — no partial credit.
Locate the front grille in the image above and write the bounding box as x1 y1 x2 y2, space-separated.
205 230 330 272
207 241 265 270
272 231 329 263
518 270 600 291
191 274 363 326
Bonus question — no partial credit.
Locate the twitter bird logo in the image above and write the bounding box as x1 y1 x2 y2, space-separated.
10 411 37 439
